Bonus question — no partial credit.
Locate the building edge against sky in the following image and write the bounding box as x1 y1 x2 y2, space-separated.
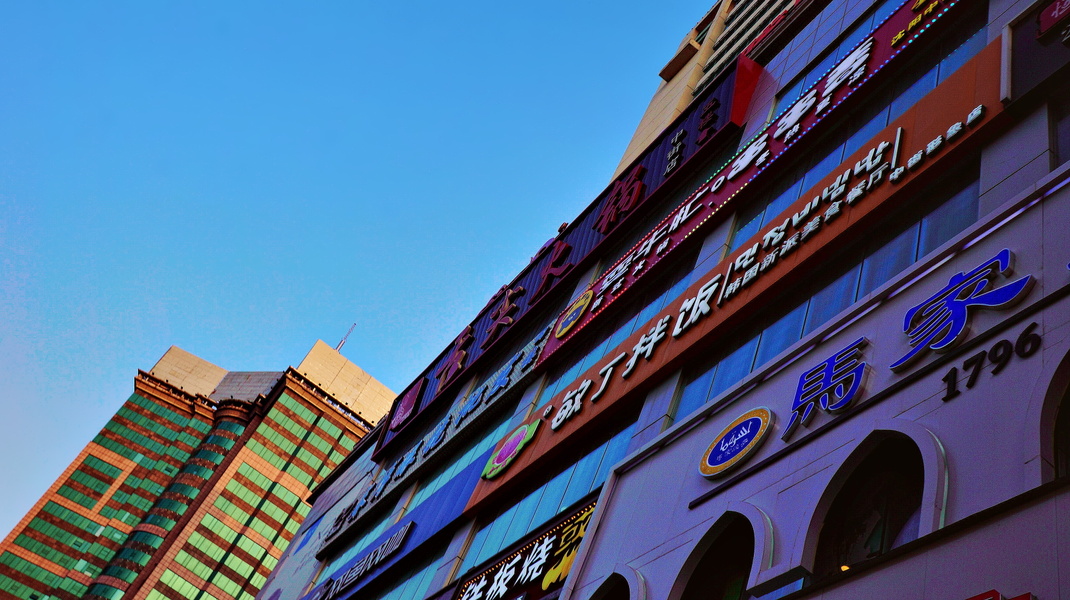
0 341 393 600
256 0 1070 598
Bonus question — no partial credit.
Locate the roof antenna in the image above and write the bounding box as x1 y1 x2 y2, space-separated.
336 323 357 351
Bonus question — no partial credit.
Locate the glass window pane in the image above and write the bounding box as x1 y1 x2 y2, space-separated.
529 469 572 531
801 144 846 192
560 446 605 510
804 264 862 335
708 336 761 399
937 28 986 84
501 490 542 550
889 66 937 122
593 424 636 487
754 302 808 366
477 503 519 564
675 362 717 421
761 178 804 228
843 105 890 158
730 204 765 252
858 223 920 298
459 524 491 574
919 181 979 255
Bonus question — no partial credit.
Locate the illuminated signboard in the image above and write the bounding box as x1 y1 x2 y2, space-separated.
312 523 413 600
323 328 551 548
699 407 774 478
455 502 597 600
890 248 1033 371
537 0 969 365
466 38 1004 509
377 61 758 452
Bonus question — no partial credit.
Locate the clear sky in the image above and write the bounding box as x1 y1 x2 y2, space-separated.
0 0 713 538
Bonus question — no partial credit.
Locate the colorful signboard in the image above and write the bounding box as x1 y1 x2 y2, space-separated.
483 421 540 479
890 249 1034 371
455 502 597 600
323 329 551 548
466 37 1005 511
312 523 413 600
700 407 774 478
313 448 491 596
536 0 970 366
377 60 760 453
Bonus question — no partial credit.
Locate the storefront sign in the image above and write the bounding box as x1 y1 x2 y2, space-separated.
456 502 596 600
314 522 413 600
700 407 774 478
466 39 1004 510
378 64 758 453
537 0 969 366
1038 0 1070 37
942 322 1042 401
890 249 1034 371
324 329 551 547
483 421 540 479
783 338 868 441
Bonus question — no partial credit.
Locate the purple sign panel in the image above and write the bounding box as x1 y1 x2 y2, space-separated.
537 0 969 365
377 59 760 453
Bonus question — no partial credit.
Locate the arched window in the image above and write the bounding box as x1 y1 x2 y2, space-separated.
679 515 753 600
813 436 923 577
1055 385 1070 478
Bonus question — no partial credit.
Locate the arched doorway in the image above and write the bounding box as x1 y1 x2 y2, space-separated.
812 434 923 577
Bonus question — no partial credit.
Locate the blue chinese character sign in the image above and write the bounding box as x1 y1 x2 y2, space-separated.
700 407 774 479
890 249 1033 372
783 337 868 441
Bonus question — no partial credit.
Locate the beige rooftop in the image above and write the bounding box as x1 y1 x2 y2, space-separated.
149 342 393 426
297 340 394 425
150 346 228 397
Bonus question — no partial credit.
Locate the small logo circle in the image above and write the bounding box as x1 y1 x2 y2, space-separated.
555 290 594 340
700 407 773 479
483 420 541 480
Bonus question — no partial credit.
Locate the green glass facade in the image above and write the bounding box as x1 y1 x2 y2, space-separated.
0 359 377 600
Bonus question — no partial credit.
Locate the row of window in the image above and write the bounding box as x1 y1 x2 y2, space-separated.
83 454 124 480
678 172 978 421
12 534 80 570
320 412 515 581
0 552 63 588
458 421 636 576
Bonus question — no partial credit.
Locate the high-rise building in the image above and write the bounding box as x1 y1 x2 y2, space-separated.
261 0 1070 599
0 342 393 600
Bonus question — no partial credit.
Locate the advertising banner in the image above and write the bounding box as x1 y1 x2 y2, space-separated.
467 36 1005 511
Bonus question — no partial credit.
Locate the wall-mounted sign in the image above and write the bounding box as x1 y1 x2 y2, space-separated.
783 337 868 441
890 249 1034 371
941 322 1042 401
466 39 1004 510
700 407 774 478
1038 0 1070 37
377 63 759 454
483 421 540 480
313 522 413 600
536 0 969 367
456 502 596 600
324 329 551 548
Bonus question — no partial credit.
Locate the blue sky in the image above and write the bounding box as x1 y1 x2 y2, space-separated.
0 0 712 537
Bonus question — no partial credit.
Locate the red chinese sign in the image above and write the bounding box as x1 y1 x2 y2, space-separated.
1038 0 1070 36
